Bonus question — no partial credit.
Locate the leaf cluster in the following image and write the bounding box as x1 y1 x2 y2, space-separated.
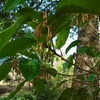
0 0 100 99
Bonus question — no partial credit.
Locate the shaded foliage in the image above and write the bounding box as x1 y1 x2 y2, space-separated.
0 0 100 99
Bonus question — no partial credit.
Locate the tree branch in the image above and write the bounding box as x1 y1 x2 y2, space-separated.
43 43 96 74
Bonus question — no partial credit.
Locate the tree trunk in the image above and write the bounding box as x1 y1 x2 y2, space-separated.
72 16 100 100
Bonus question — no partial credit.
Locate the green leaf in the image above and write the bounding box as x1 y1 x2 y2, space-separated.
58 88 74 100
66 40 81 54
19 50 39 59
63 55 74 72
0 38 37 59
56 28 69 49
88 74 96 82
85 47 95 57
46 68 57 77
0 15 31 51
57 0 100 16
15 8 42 22
75 88 88 100
48 14 72 33
33 78 45 95
27 21 38 29
3 20 12 29
8 80 26 100
4 0 26 12
48 80 67 99
94 52 100 62
93 87 100 95
0 63 11 81
19 58 40 81
94 61 100 68
78 46 95 57
78 46 88 54
58 88 88 100
76 75 85 81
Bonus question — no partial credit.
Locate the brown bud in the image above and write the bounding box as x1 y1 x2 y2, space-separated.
41 11 47 27
82 14 85 23
76 17 78 26
39 43 44 53
34 23 42 38
46 26 52 41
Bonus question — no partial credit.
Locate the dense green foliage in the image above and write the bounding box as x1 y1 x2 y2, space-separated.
0 0 100 99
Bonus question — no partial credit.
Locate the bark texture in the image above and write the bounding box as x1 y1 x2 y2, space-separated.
72 16 100 100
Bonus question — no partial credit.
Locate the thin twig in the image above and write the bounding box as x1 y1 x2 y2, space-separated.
82 58 100 75
44 43 93 73
43 0 59 11
49 71 89 77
